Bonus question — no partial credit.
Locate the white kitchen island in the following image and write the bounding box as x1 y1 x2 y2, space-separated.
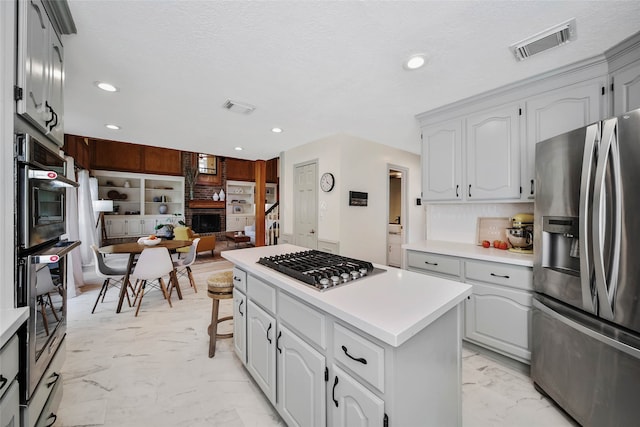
222 244 471 427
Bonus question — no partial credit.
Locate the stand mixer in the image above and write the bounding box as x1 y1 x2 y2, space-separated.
506 213 534 254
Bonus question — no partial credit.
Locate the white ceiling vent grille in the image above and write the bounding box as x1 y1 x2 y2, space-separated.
222 99 256 114
510 18 577 61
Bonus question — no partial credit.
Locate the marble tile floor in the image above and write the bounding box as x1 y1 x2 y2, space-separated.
57 259 577 427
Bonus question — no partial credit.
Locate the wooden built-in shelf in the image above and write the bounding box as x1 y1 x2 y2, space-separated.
188 200 225 209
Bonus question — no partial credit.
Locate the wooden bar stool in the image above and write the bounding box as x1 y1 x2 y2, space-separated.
207 271 234 358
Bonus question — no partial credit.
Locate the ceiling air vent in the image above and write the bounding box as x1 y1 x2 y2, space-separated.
222 99 256 114
510 18 577 61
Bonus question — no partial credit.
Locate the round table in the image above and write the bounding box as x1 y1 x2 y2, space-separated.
99 240 192 313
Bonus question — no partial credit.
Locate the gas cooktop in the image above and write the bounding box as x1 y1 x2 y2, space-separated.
257 250 386 291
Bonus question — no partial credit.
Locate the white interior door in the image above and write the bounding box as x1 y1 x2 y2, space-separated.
294 161 318 249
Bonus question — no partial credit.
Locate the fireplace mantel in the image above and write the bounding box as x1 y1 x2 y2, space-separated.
188 200 225 209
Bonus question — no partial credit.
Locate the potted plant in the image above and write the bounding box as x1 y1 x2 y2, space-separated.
154 217 186 239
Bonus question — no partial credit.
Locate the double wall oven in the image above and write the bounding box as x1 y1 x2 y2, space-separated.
15 130 80 425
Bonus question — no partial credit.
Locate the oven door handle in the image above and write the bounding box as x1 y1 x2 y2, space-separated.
30 241 82 263
27 168 79 188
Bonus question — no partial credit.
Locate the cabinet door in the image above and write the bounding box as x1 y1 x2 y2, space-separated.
421 119 462 201
0 380 20 427
277 324 326 427
331 365 384 427
226 158 255 181
524 79 603 198
125 219 142 236
18 0 50 130
612 60 640 116
466 104 521 200
91 139 144 172
106 218 127 237
247 300 276 403
233 289 247 364
140 218 157 236
47 30 64 144
465 281 532 362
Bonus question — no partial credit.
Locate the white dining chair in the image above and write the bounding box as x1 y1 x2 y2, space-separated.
172 237 200 294
90 245 134 313
130 247 177 317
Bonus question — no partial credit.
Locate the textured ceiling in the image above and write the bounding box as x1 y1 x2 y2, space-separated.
62 1 640 160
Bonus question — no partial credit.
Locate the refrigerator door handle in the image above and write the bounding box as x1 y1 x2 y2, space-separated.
579 123 599 312
592 118 622 320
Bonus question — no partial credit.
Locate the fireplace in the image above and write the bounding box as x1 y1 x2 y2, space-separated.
192 214 221 233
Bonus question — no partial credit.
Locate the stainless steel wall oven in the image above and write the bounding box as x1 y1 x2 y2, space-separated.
15 130 80 424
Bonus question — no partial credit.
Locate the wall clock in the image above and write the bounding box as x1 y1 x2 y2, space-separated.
320 172 335 192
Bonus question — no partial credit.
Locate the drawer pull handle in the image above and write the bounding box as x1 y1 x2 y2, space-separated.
490 273 510 279
341 345 367 365
0 375 7 390
332 376 339 407
424 261 438 266
45 413 58 427
456 184 459 198
468 184 472 198
47 372 60 388
276 331 282 354
267 323 272 344
238 299 244 316
233 276 241 282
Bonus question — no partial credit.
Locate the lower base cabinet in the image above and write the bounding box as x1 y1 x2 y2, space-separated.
331 365 385 427
232 268 463 427
277 325 326 427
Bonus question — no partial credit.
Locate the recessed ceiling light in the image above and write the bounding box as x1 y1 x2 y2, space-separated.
95 81 118 92
105 124 120 130
271 127 283 133
234 146 243 151
403 54 427 70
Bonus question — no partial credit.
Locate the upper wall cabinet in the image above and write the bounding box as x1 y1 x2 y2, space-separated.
421 103 521 202
226 158 255 181
466 103 521 201
87 137 182 175
522 78 605 199
16 0 65 146
611 61 640 116
143 146 182 175
421 119 462 201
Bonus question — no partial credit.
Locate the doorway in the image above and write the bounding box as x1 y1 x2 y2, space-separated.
387 165 407 267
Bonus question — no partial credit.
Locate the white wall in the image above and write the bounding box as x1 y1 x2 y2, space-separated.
282 133 423 265
0 0 16 309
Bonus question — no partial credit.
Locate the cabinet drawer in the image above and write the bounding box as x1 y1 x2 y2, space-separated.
25 338 65 427
232 267 247 293
465 260 533 291
248 275 276 314
407 251 461 277
0 335 19 398
333 323 384 393
279 292 326 349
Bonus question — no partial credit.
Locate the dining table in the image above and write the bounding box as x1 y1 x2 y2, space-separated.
98 239 192 313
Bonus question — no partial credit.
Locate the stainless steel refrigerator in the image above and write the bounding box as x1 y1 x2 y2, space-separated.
533 108 640 426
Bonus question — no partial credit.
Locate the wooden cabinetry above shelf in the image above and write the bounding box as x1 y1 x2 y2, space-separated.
188 200 225 209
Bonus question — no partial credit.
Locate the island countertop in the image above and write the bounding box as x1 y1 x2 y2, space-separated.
222 244 471 347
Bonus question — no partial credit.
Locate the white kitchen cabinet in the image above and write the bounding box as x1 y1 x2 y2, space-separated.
465 282 532 362
406 249 533 363
140 218 158 236
331 364 385 427
246 300 276 404
465 103 521 200
0 335 20 427
226 215 255 232
387 232 402 267
105 217 142 238
611 60 640 116
523 78 605 199
233 288 247 363
421 119 463 201
276 324 326 427
16 0 65 146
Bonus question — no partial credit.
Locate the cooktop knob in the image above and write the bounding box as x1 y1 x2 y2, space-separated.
359 268 368 276
350 271 360 280
331 275 340 285
341 272 350 282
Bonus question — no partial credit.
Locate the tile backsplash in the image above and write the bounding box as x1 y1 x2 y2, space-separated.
426 203 534 244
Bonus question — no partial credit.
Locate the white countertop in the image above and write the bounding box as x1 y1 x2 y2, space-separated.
0 307 29 348
222 244 471 347
403 240 534 267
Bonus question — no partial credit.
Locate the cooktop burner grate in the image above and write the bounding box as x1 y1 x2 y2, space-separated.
257 250 385 290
